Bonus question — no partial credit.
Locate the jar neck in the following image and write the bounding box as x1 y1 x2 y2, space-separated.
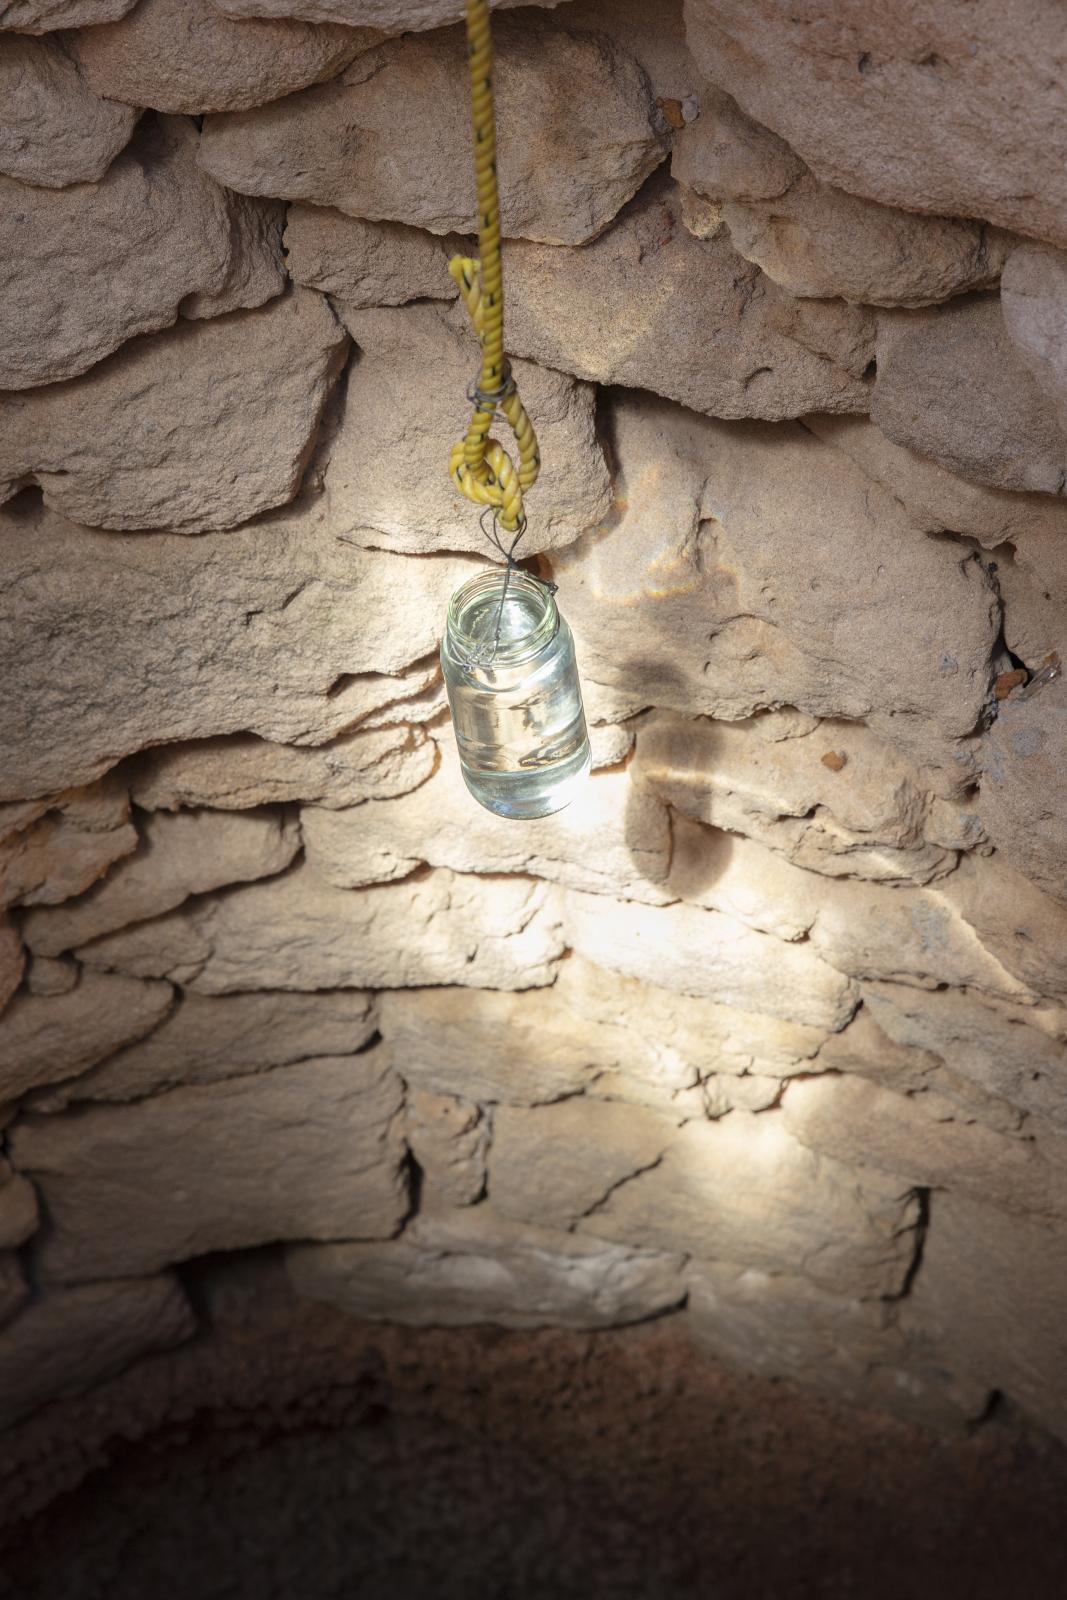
446 569 559 666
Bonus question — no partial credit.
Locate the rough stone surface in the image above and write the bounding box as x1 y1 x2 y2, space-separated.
635 710 955 885
503 177 875 419
0 918 23 1014
562 887 855 1030
403 1091 487 1208
287 1206 686 1329
0 1256 27 1330
199 19 666 246
805 413 1067 552
490 1101 918 1297
68 0 373 114
33 988 377 1109
682 0 1067 250
378 955 823 1110
0 971 173 1103
1001 242 1067 429
23 809 300 957
0 0 134 28
12 1052 408 1282
0 115 286 390
782 1073 1067 1221
285 204 456 307
0 777 137 911
328 302 611 556
863 982 1067 1134
671 80 804 203
0 291 346 530
558 393 997 778
130 726 437 812
0 33 137 188
905 1192 1067 1445
981 681 1067 904
940 852 1067 1006
0 1158 38 1250
872 297 1067 495
212 0 565 31
302 750 670 903
0 495 478 800
0 1277 194 1432
720 175 1008 308
687 1261 984 1429
78 867 564 995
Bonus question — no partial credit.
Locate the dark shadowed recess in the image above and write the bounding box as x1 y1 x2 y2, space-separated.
2 1252 1067 1600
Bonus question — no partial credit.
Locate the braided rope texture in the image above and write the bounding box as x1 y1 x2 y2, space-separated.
447 0 540 534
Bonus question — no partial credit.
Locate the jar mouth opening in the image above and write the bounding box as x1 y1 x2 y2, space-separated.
446 568 559 665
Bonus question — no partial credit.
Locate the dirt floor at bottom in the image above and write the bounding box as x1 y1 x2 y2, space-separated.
2 1271 1065 1600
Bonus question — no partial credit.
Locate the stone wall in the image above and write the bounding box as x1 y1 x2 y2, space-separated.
2 0 1067 1455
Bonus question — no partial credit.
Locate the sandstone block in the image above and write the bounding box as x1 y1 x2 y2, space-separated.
980 684 1067 906
0 116 286 391
995 523 1067 669
287 1205 686 1330
562 0 700 105
78 866 564 994
131 726 436 813
211 0 566 32
0 34 137 187
0 291 347 531
782 1073 1067 1221
25 955 79 998
807 875 1033 1002
1001 242 1067 430
667 816 821 940
903 1193 1067 1445
0 1158 38 1249
0 1277 195 1432
940 853 1067 1005
687 1260 985 1430
327 302 610 557
302 749 670 902
635 709 953 885
864 982 1067 1134
0 917 23 1013
557 393 997 779
0 1256 27 1330
404 1090 487 1208
285 205 456 308
23 809 300 957
562 887 855 1030
69 0 373 114
682 0 1067 249
872 297 1067 495
200 18 665 246
0 776 136 911
813 1004 1022 1136
34 988 377 1109
490 1100 918 1297
671 80 804 202
721 174 1007 308
12 1052 408 1282
0 970 173 1102
502 176 874 420
489 1097 679 1234
805 414 1067 553
378 954 823 1109
0 496 478 800
0 0 134 28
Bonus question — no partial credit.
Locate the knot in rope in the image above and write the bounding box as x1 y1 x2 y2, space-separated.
447 0 540 536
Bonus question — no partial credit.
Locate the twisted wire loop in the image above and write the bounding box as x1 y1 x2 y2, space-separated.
447 0 540 538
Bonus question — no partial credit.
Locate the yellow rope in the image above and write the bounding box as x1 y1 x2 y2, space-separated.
447 0 540 535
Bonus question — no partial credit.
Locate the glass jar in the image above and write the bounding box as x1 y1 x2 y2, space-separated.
441 568 591 819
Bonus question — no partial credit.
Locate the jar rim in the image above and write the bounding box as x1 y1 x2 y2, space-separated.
446 568 559 665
